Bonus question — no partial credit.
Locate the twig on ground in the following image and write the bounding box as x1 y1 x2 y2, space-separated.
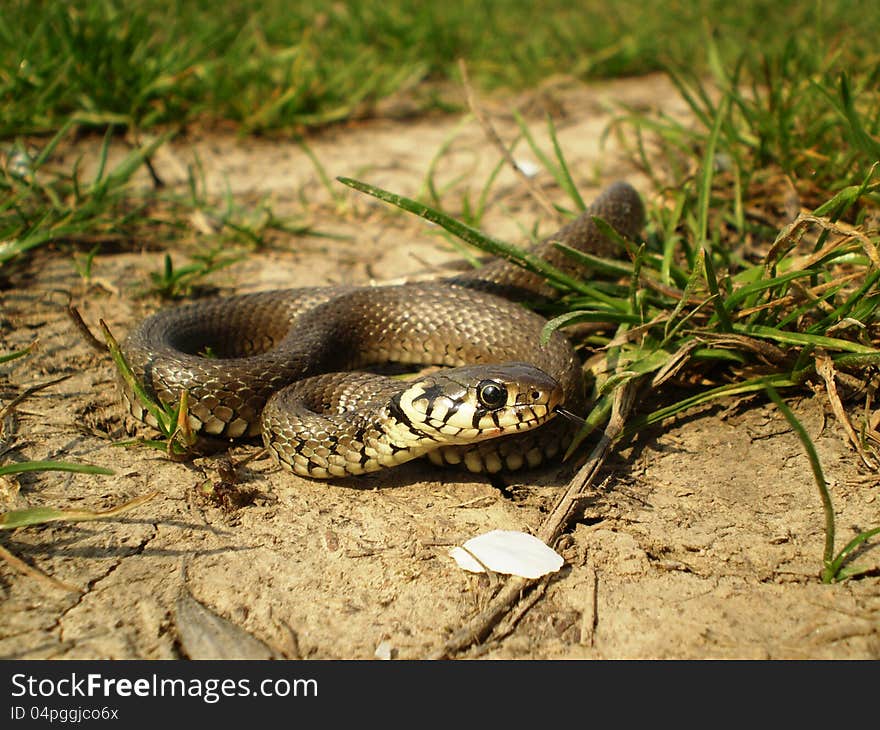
487 576 551 645
66 303 108 353
579 563 598 647
0 542 81 593
815 351 877 470
540 381 638 543
0 374 73 430
121 127 170 190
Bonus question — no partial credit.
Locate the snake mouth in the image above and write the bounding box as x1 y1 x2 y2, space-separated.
474 404 558 439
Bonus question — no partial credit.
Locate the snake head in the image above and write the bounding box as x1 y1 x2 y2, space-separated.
392 362 563 445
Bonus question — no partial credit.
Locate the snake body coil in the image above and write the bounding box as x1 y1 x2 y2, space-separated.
122 183 644 478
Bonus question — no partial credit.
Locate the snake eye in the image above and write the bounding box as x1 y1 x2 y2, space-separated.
477 380 508 409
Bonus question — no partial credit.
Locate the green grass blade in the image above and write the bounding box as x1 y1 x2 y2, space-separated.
0 344 36 364
836 74 880 162
698 93 733 332
663 247 706 344
92 125 113 188
625 373 800 433
764 386 835 579
513 111 560 182
825 526 880 582
0 460 114 477
337 176 594 295
546 113 586 211
0 491 156 530
553 243 635 278
30 117 76 170
734 324 880 354
100 320 173 433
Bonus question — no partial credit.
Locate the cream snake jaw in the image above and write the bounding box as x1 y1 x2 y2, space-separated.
393 363 563 445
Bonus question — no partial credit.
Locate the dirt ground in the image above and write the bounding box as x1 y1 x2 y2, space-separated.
1 75 878 660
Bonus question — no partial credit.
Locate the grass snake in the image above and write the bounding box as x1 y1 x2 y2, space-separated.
121 182 644 478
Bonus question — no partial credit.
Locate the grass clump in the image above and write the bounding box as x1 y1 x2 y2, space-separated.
0 119 316 295
0 121 171 275
2 1 879 136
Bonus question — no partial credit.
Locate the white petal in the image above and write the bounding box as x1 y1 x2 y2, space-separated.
449 530 564 579
514 159 541 178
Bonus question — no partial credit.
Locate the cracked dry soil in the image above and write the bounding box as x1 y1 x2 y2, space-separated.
1 76 879 659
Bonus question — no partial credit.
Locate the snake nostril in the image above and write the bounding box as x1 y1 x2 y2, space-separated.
531 390 540 400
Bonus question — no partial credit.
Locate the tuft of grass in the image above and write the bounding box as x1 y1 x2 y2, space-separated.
148 249 244 300
1 120 320 294
0 120 173 275
513 111 586 216
612 32 880 231
418 115 509 232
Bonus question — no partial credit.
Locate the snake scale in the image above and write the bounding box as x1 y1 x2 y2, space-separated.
121 182 644 478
